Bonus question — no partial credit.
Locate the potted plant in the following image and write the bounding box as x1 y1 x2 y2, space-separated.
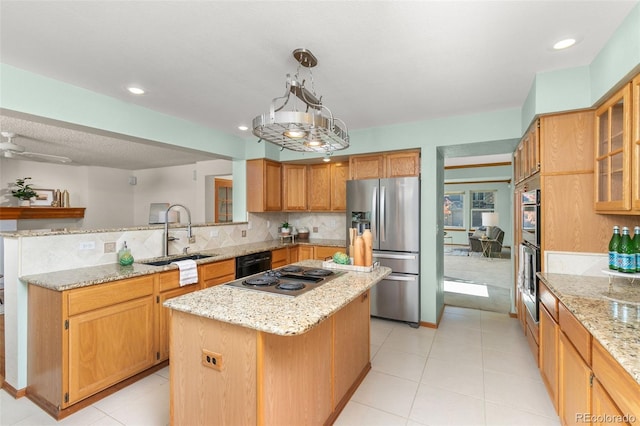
11 177 38 206
281 222 290 234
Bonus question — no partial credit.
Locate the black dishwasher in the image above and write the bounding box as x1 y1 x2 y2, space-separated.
235 251 272 278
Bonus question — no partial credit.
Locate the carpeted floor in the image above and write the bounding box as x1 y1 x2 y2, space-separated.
444 246 513 313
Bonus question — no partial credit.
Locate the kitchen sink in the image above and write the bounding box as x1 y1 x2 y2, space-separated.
139 253 216 266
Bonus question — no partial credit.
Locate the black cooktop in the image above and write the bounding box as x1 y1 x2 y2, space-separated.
225 265 342 297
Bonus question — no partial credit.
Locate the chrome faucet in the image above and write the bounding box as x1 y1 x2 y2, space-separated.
163 204 193 257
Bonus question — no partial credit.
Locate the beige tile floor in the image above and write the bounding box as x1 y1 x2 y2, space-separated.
1 306 559 426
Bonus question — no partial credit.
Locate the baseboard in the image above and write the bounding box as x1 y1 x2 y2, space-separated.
2 380 27 398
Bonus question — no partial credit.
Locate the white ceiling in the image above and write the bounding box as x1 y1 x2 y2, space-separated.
0 1 638 169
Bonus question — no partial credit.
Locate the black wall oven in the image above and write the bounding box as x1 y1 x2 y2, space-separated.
520 188 541 323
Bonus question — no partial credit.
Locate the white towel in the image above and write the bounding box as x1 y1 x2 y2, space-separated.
171 259 198 286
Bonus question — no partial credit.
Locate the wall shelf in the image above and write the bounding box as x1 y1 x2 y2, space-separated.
0 207 86 220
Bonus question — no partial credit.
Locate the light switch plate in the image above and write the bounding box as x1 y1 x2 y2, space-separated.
104 242 116 253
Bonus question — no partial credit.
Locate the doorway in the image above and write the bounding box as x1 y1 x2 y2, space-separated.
441 148 516 314
214 178 233 223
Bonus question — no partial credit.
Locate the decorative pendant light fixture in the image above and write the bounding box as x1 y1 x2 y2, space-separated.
252 48 349 153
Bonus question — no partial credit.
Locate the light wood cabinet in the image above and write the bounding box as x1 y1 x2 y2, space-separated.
271 247 289 268
28 275 157 414
307 163 331 210
539 295 558 411
330 162 349 211
559 330 592 426
591 378 629 426
535 286 640 426
514 120 540 183
349 150 420 180
280 162 349 212
201 258 236 288
282 163 307 211
385 150 421 178
592 339 640 424
169 288 371 426
595 84 632 212
333 291 370 407
158 270 200 362
349 154 385 180
297 245 346 261
246 159 282 212
632 74 640 211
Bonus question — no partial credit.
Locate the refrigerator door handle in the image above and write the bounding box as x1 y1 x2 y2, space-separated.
384 274 418 282
373 253 417 260
380 185 386 242
371 186 377 239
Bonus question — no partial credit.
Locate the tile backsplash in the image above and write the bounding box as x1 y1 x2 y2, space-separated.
17 212 347 275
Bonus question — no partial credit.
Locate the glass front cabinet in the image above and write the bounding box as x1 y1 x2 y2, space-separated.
595 83 632 212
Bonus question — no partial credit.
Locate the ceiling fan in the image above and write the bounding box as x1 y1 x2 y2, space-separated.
0 131 72 163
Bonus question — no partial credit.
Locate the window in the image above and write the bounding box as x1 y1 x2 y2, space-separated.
444 192 464 228
470 190 496 228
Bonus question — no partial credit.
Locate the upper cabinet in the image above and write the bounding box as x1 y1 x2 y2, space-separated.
631 74 640 211
247 159 282 212
349 150 420 180
594 83 632 212
514 120 540 184
283 164 308 211
285 162 349 212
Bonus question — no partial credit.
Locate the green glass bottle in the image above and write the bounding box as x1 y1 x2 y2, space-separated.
634 226 640 273
618 227 635 273
608 226 620 270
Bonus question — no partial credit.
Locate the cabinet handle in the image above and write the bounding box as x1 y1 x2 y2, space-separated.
361 292 368 302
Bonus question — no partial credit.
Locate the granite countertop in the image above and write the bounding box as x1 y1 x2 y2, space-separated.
21 239 347 291
538 272 640 385
164 259 391 336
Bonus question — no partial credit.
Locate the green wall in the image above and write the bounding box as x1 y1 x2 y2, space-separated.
1 2 639 325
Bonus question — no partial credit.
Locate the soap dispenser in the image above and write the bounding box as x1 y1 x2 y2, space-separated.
118 241 134 266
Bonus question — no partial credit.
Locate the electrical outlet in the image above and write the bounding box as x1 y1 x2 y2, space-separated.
79 241 95 250
104 242 116 253
202 349 223 371
313 227 319 233
242 230 247 237
209 228 219 237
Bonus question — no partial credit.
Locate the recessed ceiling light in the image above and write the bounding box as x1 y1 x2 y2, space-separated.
553 38 576 50
127 86 145 95
238 125 249 131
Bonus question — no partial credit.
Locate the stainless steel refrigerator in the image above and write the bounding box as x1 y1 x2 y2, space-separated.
346 177 420 327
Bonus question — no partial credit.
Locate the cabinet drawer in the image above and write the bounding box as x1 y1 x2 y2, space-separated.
201 259 235 281
272 248 288 265
315 246 344 260
67 275 155 316
539 282 558 321
158 270 181 292
559 303 591 365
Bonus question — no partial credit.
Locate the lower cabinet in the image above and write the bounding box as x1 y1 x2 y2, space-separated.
201 258 236 288
539 303 558 411
559 331 592 426
28 275 157 415
271 247 289 268
298 244 346 261
591 378 627 426
158 270 200 361
170 290 371 425
536 285 640 426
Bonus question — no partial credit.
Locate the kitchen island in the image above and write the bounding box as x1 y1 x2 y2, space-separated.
164 260 391 426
